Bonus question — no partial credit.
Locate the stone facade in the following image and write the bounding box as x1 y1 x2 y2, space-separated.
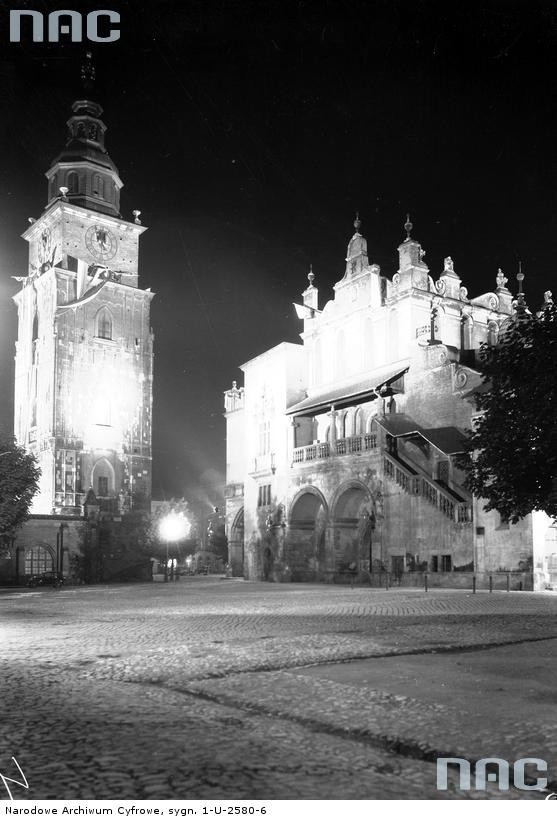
224 218 556 590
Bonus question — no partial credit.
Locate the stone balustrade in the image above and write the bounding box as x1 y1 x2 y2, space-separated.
383 451 472 524
292 434 377 464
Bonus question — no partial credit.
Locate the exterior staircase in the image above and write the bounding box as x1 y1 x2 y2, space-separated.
383 451 472 524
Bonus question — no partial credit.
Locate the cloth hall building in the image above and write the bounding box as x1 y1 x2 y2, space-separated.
224 217 555 591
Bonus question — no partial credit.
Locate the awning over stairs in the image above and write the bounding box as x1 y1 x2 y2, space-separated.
376 416 468 455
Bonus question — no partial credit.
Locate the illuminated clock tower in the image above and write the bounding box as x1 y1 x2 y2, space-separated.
13 57 154 515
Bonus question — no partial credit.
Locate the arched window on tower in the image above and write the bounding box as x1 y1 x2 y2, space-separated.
67 172 78 195
96 308 112 341
93 174 104 198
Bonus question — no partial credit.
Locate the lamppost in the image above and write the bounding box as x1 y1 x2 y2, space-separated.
159 512 191 582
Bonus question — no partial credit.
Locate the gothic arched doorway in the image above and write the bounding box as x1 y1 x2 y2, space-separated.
331 482 373 572
287 488 328 581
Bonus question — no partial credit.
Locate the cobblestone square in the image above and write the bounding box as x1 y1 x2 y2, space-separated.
1 579 556 800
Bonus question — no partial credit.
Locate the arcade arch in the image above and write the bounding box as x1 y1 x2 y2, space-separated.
288 488 329 580
331 481 374 571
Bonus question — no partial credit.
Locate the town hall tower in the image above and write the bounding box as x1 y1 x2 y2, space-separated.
13 57 153 515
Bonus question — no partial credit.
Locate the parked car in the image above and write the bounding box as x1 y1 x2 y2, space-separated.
27 571 64 588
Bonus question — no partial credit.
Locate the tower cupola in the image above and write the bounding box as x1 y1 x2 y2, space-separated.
44 54 123 217
345 213 369 277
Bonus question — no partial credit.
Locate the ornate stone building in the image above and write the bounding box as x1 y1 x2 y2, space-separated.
3 58 153 582
224 216 555 590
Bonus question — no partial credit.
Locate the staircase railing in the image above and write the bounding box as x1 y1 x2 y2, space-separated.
384 451 472 524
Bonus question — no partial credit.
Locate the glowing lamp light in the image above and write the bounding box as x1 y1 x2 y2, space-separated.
159 512 190 543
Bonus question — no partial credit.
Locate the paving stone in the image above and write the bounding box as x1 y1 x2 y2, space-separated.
1 580 555 800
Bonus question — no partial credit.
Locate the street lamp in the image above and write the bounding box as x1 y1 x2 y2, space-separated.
159 512 191 582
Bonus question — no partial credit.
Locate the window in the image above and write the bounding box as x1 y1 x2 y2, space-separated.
25 546 54 575
488 322 498 346
431 555 439 573
93 174 104 198
96 308 112 340
98 476 109 496
67 171 78 194
497 513 510 530
258 421 270 455
257 484 271 507
441 555 452 573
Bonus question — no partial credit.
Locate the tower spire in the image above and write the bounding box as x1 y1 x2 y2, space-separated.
404 213 413 241
45 55 123 217
345 213 368 277
80 51 96 95
514 262 530 322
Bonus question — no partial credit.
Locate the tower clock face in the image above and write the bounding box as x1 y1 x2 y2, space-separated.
85 225 118 262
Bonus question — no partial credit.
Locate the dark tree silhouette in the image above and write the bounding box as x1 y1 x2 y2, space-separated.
461 299 557 523
0 437 40 552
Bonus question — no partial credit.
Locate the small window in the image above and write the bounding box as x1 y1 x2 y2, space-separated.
97 476 109 496
497 513 510 530
93 174 104 198
257 484 271 508
431 555 439 573
258 421 271 455
96 309 112 340
67 171 78 194
441 555 452 573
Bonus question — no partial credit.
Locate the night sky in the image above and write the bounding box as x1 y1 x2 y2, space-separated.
1 0 556 520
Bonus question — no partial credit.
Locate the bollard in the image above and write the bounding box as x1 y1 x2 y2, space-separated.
489 574 493 593
424 572 428 593
472 575 476 594
506 573 510 593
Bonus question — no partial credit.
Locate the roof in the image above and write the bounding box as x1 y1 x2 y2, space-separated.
420 427 469 455
376 415 468 455
286 360 409 417
374 414 420 437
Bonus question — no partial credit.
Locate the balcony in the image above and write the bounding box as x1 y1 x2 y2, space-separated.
292 434 377 465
